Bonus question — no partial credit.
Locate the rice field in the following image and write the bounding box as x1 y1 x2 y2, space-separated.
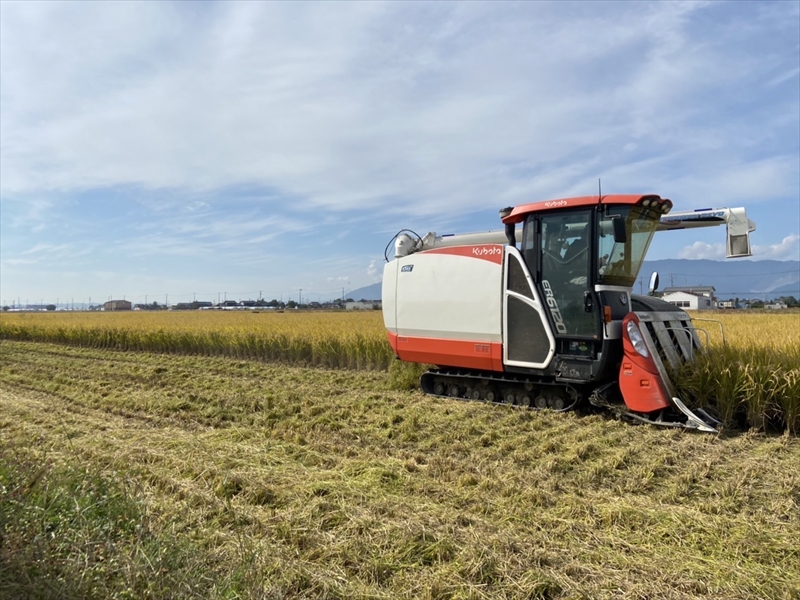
2 342 799 599
0 309 798 432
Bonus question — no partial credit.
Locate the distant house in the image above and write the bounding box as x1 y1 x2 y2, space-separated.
718 299 740 310
661 286 716 310
662 286 716 300
104 299 132 311
346 301 381 311
765 301 788 310
662 291 715 310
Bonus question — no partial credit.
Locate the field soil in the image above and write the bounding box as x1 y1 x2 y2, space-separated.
1 341 799 599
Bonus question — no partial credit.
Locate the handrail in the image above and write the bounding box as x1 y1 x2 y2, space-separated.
690 318 726 346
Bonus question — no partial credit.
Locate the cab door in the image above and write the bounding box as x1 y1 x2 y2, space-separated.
503 247 555 369
538 210 601 340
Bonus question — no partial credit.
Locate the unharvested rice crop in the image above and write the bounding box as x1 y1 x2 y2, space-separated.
1 309 798 431
674 312 800 433
0 310 393 370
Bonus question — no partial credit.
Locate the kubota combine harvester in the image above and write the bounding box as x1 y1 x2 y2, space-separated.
382 194 756 432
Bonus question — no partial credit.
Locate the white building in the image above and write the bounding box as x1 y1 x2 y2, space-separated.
765 301 788 310
662 291 715 310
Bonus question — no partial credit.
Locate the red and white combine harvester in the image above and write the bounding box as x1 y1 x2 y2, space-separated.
382 195 755 432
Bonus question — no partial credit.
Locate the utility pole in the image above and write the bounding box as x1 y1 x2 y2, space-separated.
193 292 196 302
166 294 168 307
299 289 302 307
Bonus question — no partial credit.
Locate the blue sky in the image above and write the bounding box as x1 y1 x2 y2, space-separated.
1 1 798 306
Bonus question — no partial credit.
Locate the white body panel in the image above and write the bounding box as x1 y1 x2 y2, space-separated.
389 247 503 342
382 261 398 333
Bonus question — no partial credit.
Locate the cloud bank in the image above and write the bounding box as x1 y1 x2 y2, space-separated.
1 1 797 301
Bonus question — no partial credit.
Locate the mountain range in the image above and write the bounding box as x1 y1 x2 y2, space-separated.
349 260 799 301
636 259 799 299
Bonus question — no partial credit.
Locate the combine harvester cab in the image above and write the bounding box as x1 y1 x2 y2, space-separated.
383 195 755 432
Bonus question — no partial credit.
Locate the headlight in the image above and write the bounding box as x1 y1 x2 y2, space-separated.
626 320 650 358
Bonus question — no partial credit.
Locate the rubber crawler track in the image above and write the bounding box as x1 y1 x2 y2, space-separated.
419 368 582 412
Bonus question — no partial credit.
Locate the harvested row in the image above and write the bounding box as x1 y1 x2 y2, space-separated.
1 310 798 431
2 341 799 600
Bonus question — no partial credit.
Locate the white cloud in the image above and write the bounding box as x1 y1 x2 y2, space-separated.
678 241 726 260
20 243 70 256
662 156 800 208
0 2 797 301
680 233 800 261
367 259 381 281
3 258 37 266
752 234 800 260
2 2 796 215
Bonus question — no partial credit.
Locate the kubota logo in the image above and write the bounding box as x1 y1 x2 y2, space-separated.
542 280 567 334
544 200 568 208
472 246 502 257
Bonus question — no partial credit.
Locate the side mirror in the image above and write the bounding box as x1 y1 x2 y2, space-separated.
648 271 659 296
612 217 626 243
